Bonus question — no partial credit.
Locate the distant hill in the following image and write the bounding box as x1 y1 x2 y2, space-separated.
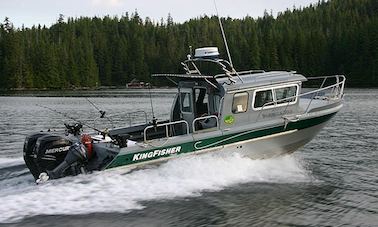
0 0 377 89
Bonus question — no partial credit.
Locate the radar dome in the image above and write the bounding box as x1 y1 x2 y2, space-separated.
194 47 220 59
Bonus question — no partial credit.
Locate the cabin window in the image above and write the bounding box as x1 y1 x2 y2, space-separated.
275 86 298 104
180 92 193 113
232 92 249 113
253 84 299 110
254 90 274 108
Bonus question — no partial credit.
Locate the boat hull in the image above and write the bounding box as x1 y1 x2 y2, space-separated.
227 121 328 159
105 107 339 170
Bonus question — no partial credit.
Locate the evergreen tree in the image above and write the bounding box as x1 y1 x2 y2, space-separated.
0 0 377 89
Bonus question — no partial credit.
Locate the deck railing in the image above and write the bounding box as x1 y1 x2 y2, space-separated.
255 75 346 122
192 115 219 132
143 120 190 143
94 110 148 129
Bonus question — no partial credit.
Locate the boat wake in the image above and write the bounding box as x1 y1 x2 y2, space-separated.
0 157 24 168
0 152 312 223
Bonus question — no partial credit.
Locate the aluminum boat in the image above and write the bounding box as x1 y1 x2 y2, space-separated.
23 46 345 183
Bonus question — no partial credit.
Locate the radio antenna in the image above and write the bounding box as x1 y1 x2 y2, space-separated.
214 0 233 69
213 0 243 83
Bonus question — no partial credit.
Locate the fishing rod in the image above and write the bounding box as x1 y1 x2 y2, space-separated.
85 97 114 128
36 104 104 134
85 97 106 118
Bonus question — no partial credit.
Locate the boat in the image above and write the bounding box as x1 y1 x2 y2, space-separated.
23 45 345 183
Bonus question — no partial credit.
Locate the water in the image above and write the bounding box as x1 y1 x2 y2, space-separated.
0 89 377 226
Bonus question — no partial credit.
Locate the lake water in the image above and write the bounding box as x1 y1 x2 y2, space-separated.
0 89 377 226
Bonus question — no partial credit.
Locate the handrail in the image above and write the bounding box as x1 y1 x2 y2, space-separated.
108 111 148 126
143 120 190 142
192 115 219 132
255 75 345 121
93 110 148 131
300 75 345 98
214 70 266 78
306 75 345 80
305 76 328 113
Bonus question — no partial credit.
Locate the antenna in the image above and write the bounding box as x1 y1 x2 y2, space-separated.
213 0 244 83
213 0 233 68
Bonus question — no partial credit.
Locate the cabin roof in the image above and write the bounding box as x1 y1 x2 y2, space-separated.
216 71 307 92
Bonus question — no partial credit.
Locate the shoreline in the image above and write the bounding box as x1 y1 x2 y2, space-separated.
0 88 178 97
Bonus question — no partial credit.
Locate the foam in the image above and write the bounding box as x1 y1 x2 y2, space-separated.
0 158 24 169
0 152 311 223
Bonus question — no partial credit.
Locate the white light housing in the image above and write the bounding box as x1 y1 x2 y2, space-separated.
194 47 220 59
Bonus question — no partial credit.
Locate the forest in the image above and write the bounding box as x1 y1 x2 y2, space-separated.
0 0 377 89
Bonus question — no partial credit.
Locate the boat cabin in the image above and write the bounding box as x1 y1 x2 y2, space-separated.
109 47 310 144
170 79 223 134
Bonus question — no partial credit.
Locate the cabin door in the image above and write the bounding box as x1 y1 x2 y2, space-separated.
179 88 195 132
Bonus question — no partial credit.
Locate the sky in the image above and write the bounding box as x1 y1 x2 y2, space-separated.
0 0 320 28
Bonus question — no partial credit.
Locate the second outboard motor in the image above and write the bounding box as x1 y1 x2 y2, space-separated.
45 142 89 180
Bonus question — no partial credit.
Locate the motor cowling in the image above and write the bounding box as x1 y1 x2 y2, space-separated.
23 133 49 179
35 135 73 173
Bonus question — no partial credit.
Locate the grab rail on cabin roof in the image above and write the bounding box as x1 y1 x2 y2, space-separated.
153 57 240 83
214 70 266 79
143 120 190 143
255 75 346 122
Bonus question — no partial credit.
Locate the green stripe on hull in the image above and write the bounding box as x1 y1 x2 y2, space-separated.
107 141 195 168
106 112 337 169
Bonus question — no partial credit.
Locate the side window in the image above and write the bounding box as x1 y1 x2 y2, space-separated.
181 92 192 113
232 92 249 113
254 90 273 108
275 86 298 104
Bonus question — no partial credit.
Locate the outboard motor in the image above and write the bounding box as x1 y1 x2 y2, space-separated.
23 123 95 183
23 133 74 180
45 142 89 180
24 122 118 183
23 133 50 179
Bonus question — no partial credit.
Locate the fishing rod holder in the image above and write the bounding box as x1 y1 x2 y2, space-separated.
64 123 83 136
